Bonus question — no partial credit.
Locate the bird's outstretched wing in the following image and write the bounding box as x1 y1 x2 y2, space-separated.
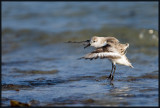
65 40 90 45
79 52 121 60
79 43 121 60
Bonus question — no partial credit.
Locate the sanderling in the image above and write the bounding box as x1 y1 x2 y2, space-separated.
79 36 134 80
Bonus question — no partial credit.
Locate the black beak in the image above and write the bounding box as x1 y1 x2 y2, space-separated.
84 43 91 49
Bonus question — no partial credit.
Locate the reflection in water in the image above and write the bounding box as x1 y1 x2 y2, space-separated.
109 81 114 87
110 86 131 96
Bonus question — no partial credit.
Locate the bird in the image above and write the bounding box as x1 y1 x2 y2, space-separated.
79 36 134 80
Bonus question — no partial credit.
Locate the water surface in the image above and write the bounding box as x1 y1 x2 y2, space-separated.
2 2 158 106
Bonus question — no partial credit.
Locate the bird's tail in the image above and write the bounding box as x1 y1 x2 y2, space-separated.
124 55 134 68
129 64 134 68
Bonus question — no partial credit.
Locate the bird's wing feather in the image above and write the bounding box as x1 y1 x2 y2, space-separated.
79 52 121 60
79 42 121 60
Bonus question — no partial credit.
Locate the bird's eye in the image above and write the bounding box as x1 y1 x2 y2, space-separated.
93 41 95 42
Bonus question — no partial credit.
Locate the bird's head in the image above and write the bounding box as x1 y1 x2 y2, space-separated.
84 36 107 49
90 36 107 48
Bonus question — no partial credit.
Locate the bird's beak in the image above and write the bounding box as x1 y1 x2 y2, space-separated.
84 43 91 49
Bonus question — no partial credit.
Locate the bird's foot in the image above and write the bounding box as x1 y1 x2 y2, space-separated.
107 74 112 79
107 74 114 80
111 76 114 81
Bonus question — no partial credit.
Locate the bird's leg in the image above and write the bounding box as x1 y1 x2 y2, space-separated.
108 63 114 79
111 65 116 80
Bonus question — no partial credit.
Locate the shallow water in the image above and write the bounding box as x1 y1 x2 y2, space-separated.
2 2 158 106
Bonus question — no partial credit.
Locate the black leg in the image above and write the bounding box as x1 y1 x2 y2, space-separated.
111 65 116 80
108 63 114 79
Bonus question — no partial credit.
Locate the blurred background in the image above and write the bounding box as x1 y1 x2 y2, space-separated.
2 2 158 106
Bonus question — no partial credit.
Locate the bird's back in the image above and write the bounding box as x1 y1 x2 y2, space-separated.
102 42 133 68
